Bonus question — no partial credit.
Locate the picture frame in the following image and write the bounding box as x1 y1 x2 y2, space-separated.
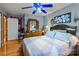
53 12 71 23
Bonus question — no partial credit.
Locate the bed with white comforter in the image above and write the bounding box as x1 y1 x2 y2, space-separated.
23 31 78 56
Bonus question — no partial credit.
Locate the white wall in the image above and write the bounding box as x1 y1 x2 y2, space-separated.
8 18 18 40
0 8 7 15
24 14 44 31
44 4 79 30
0 8 7 48
0 13 1 48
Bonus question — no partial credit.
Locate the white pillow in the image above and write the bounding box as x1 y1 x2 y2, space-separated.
54 31 70 44
53 30 66 33
45 31 56 39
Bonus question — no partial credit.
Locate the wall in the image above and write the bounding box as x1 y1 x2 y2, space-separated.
44 4 79 31
0 13 1 48
24 14 44 31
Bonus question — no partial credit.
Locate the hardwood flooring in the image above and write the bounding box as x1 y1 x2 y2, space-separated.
0 40 23 56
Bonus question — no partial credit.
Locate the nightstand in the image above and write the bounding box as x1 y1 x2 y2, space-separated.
76 42 79 56
18 33 24 40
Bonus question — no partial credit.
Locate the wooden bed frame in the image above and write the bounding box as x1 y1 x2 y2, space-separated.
68 45 78 56
50 24 77 36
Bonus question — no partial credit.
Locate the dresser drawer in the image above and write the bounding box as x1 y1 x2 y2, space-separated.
25 31 43 37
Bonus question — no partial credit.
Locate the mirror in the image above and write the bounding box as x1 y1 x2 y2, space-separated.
26 19 39 32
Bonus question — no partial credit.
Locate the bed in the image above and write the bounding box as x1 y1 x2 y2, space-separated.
23 24 78 56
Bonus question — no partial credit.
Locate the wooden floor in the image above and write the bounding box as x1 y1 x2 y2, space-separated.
0 40 23 56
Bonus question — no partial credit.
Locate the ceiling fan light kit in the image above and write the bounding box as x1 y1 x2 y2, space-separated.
22 3 53 14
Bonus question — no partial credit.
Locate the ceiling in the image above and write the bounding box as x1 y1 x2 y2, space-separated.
0 3 71 16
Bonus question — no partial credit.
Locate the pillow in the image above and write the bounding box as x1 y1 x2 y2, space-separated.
45 31 56 39
66 28 75 31
54 31 71 47
53 30 66 33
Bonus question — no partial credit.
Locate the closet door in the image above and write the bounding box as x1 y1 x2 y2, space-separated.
8 18 18 40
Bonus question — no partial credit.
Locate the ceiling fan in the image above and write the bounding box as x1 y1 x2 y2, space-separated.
22 3 53 14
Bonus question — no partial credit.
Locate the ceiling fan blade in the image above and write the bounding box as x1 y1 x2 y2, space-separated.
42 4 53 8
41 9 47 13
32 10 37 14
22 6 33 9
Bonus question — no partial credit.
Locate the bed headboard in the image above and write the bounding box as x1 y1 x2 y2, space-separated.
50 24 77 35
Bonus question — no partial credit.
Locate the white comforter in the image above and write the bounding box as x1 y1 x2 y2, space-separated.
23 34 78 56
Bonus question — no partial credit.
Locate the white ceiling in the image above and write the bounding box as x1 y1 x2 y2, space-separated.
0 3 71 16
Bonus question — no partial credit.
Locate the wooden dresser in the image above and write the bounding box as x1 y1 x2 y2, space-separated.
24 31 43 37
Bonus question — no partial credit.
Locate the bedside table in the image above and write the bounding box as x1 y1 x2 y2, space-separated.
76 42 79 56
18 33 24 40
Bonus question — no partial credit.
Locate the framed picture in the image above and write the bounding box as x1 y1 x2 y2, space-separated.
53 12 71 23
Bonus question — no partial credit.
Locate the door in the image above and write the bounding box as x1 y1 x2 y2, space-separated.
8 18 18 40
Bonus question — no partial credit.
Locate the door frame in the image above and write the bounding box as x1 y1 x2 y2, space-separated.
3 14 8 46
3 15 8 44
